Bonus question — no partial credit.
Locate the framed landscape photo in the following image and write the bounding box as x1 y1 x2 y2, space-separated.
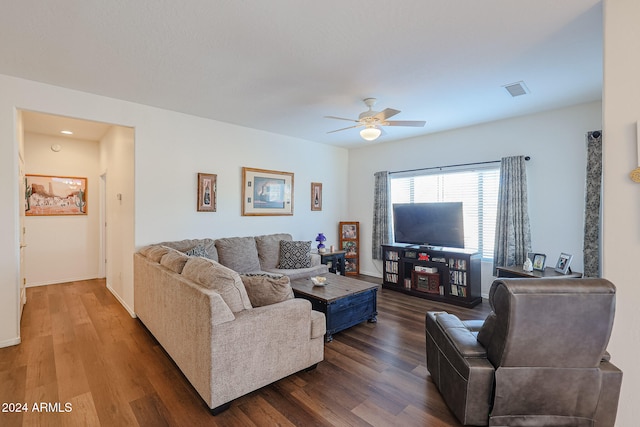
311 182 322 211
197 173 217 212
25 174 87 216
242 167 293 216
555 253 573 274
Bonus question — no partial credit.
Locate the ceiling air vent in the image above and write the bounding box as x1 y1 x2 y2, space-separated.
503 81 530 97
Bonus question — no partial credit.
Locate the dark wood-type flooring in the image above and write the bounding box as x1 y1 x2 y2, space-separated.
0 277 491 427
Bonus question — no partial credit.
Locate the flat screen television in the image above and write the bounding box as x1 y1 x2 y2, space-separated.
392 202 465 248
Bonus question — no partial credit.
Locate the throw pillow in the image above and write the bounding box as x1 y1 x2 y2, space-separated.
181 257 252 313
160 248 190 273
184 244 208 257
240 273 294 307
277 240 312 269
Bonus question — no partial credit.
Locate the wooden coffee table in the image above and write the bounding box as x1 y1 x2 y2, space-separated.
290 273 378 342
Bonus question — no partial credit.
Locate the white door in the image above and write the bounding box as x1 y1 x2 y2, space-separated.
17 118 27 317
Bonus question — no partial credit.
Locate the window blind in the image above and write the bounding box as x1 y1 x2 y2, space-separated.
390 165 500 259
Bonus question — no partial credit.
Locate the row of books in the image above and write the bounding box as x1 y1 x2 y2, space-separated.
385 251 400 261
385 273 399 283
385 260 399 273
449 270 467 285
448 258 467 270
450 285 468 297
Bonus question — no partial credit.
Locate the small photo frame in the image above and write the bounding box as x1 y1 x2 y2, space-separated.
197 173 217 212
311 182 322 211
531 253 547 271
555 253 573 274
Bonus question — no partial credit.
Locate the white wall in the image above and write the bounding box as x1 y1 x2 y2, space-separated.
602 1 640 425
0 73 349 346
101 126 135 314
24 132 101 286
347 101 602 296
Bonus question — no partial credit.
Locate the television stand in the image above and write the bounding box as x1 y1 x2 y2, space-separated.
381 244 482 308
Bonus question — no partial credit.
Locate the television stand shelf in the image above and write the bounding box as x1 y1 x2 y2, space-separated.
382 244 482 308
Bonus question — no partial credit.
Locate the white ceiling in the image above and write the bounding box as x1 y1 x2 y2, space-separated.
3 1 602 147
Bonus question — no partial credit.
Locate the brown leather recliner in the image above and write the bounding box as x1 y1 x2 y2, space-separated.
425 278 622 426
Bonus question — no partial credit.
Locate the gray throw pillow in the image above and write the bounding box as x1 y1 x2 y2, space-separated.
240 273 293 307
277 240 312 269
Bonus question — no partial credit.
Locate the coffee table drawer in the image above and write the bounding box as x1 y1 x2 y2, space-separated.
326 289 377 339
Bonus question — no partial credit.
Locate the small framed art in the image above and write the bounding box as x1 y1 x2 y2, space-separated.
242 167 294 216
311 182 322 211
555 253 573 274
197 173 217 212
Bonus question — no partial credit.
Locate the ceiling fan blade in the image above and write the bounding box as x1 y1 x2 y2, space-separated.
383 120 426 127
373 108 401 121
327 124 362 134
324 115 359 122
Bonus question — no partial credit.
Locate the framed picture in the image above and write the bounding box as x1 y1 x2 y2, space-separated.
197 173 217 212
555 253 573 274
311 182 322 211
531 253 547 271
242 167 293 216
25 174 87 216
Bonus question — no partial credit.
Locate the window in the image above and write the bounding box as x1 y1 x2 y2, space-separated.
390 166 500 259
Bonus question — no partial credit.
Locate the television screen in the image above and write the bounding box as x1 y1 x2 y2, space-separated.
392 202 465 248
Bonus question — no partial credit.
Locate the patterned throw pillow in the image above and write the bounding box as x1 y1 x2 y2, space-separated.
277 240 312 269
185 244 208 257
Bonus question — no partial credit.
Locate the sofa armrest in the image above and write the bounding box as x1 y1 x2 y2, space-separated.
209 298 324 407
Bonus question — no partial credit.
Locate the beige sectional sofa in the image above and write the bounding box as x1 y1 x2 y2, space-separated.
134 233 327 413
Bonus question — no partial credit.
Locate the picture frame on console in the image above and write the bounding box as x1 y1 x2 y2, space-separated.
242 167 294 216
555 253 573 274
197 173 217 212
531 253 547 271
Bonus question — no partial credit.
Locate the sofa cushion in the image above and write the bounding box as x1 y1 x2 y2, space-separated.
159 238 218 262
215 236 262 273
160 248 190 273
255 233 292 270
240 273 294 307
139 245 171 263
181 257 252 313
278 240 312 269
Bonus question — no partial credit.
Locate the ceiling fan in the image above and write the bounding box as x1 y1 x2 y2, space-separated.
325 98 426 141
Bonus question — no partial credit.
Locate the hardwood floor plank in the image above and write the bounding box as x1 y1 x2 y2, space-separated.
0 276 493 426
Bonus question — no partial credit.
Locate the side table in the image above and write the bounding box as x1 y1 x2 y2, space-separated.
319 250 346 276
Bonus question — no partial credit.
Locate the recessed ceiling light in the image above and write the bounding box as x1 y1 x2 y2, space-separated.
60 130 73 135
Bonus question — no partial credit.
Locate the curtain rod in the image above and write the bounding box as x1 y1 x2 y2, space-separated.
390 156 531 175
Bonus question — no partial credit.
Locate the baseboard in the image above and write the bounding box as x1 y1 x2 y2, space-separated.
0 336 21 348
26 275 100 287
106 283 136 318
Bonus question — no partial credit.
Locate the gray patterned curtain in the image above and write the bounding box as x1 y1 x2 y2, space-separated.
493 156 532 274
583 131 602 277
372 171 392 260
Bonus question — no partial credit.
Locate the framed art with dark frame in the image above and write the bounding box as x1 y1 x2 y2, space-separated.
25 174 88 216
555 253 573 274
242 167 294 216
311 182 322 211
197 173 217 212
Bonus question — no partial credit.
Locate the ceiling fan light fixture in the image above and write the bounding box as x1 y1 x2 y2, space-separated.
360 126 381 141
